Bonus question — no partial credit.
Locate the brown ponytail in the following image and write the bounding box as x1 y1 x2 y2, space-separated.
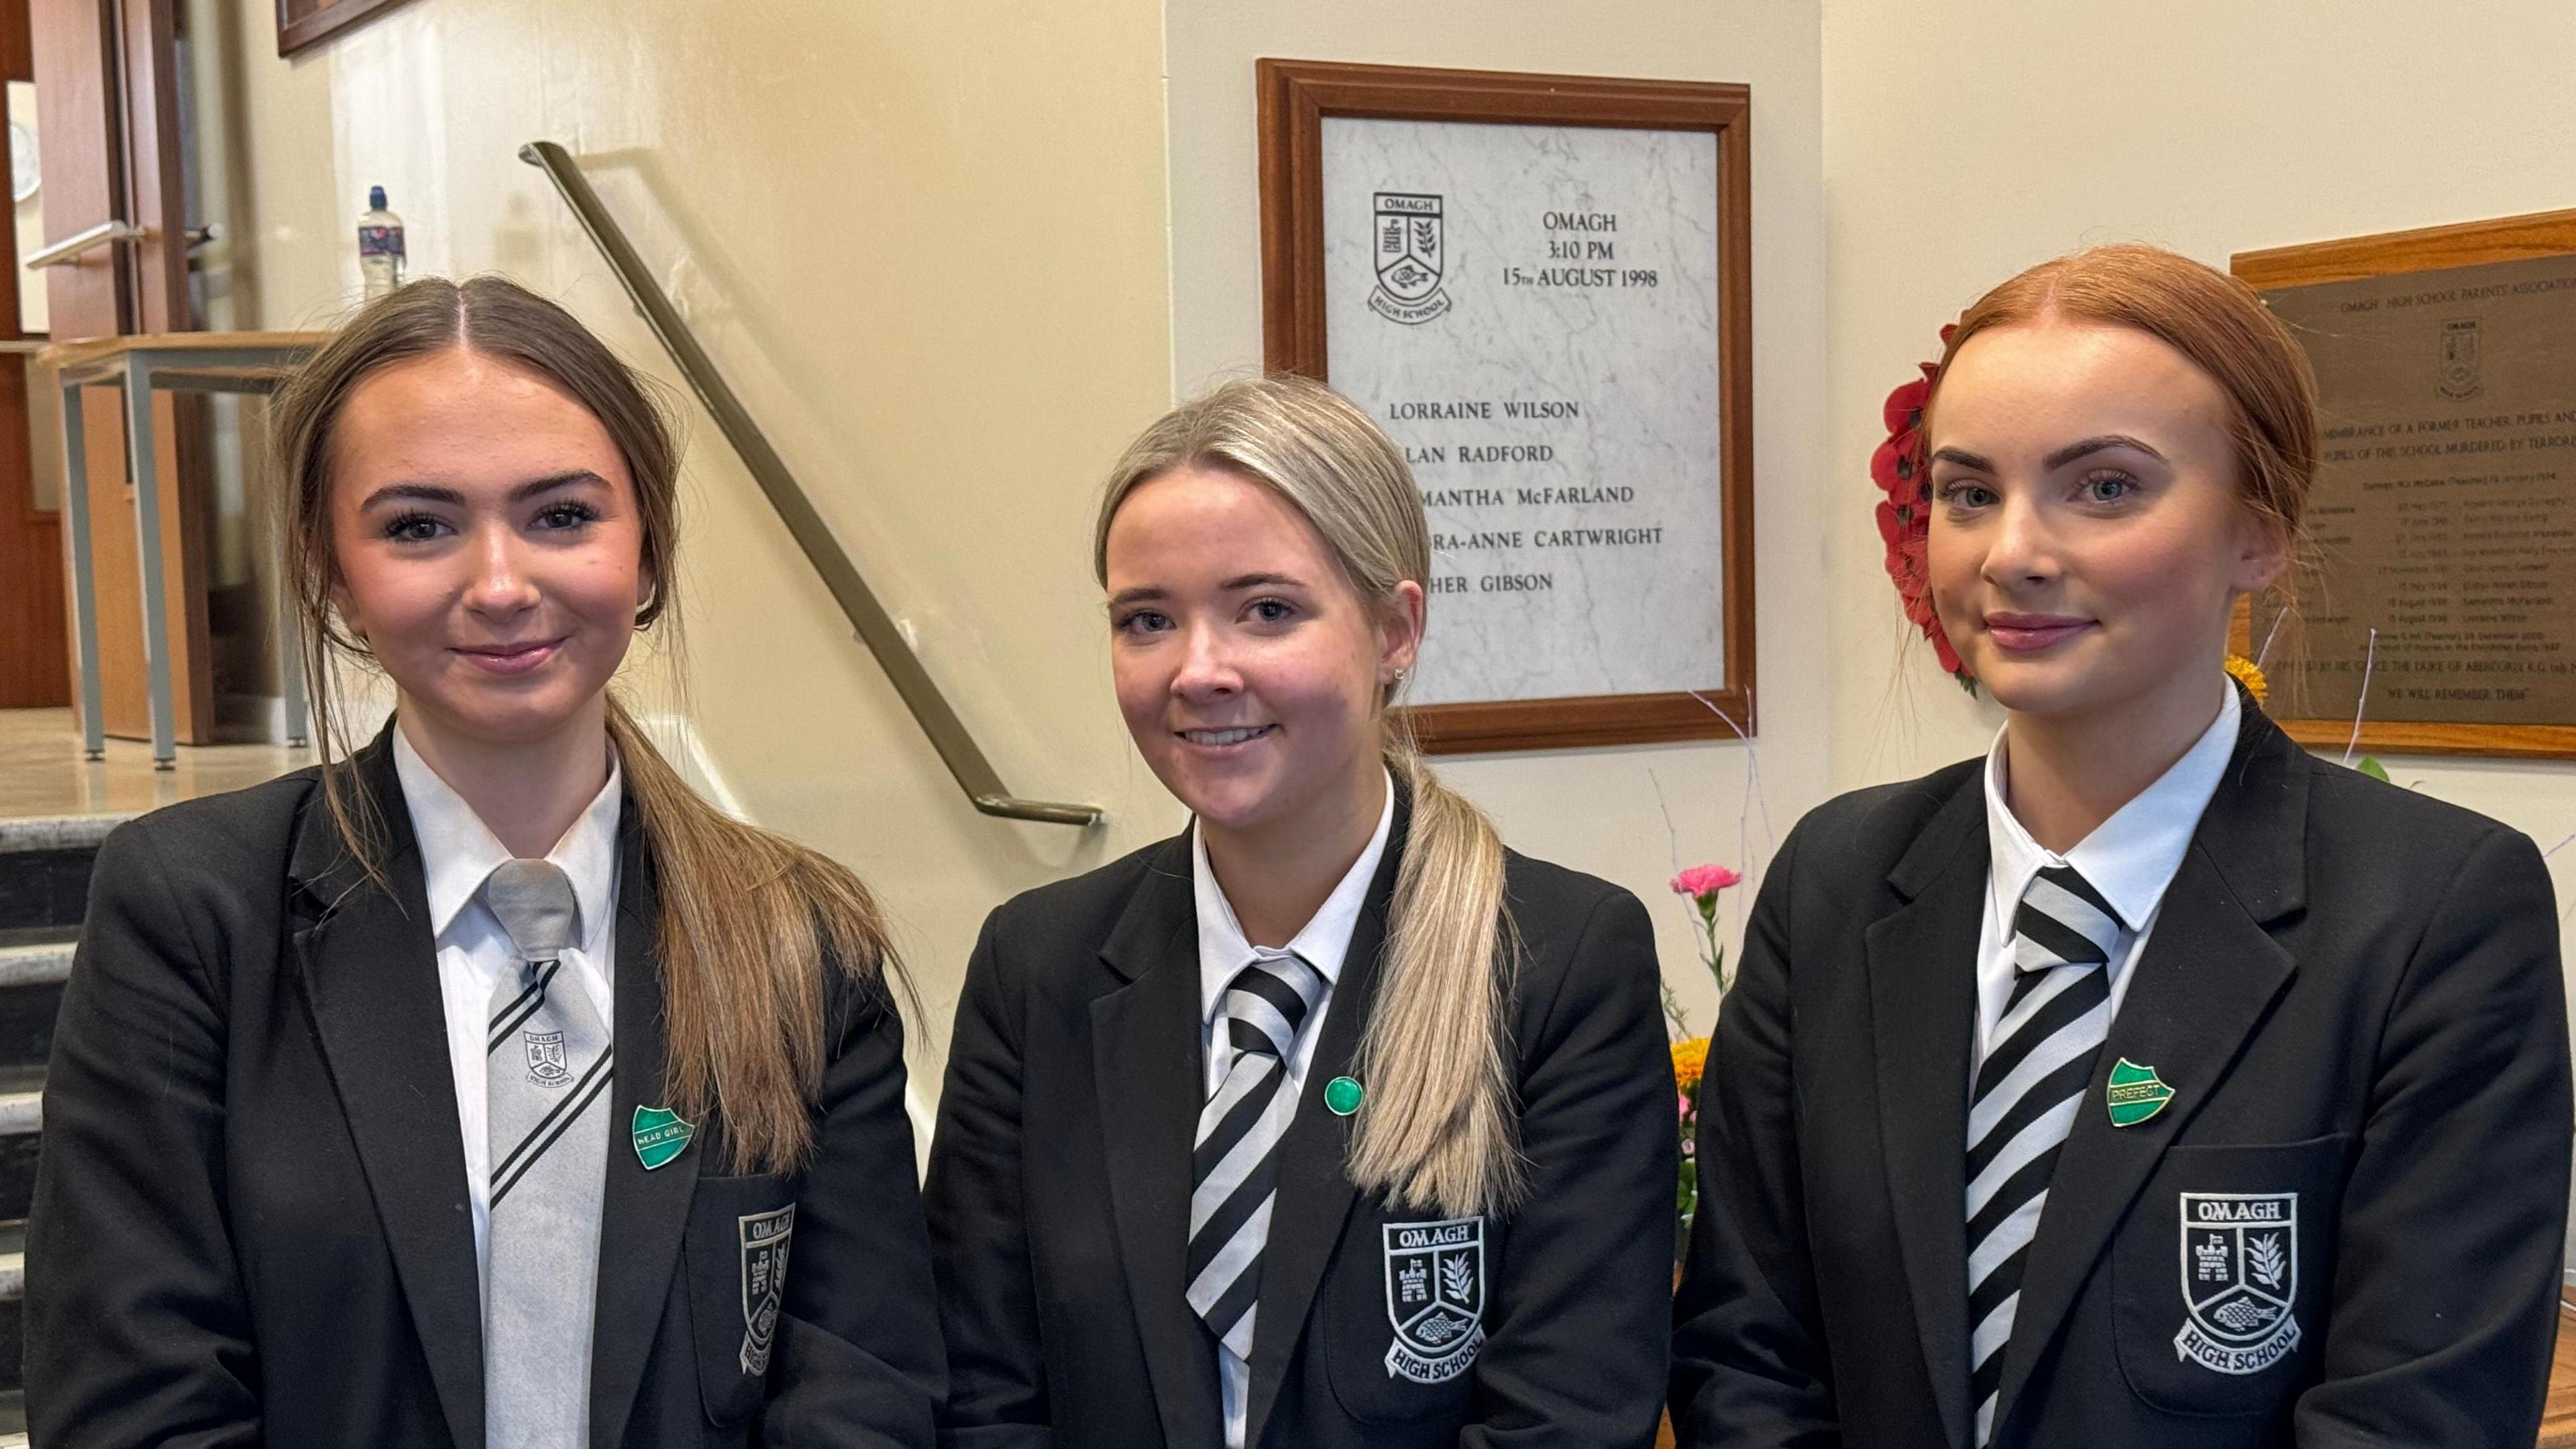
272 275 904 1175
1096 376 1527 1217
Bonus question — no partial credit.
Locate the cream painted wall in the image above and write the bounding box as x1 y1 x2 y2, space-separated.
207 0 1828 1069
1162 0 1831 1034
217 0 2575 1118
211 0 1185 1095
1821 0 2576 929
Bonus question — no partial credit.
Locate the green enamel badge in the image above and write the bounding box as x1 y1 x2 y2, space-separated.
1324 1076 1364 1117
633 1105 696 1170
2104 1058 2175 1128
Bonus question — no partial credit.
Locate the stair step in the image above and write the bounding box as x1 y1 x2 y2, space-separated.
0 1226 21 1399
0 938 71 990
0 815 127 855
0 851 100 935
0 1080 40 1138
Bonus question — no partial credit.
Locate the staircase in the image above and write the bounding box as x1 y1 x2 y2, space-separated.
0 813 126 1447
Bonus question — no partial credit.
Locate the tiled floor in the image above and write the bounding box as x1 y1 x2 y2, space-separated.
0 708 311 821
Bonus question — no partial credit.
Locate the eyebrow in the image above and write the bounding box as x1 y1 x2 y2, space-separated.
2042 434 2166 469
356 470 608 511
1927 435 2167 472
1106 572 1309 609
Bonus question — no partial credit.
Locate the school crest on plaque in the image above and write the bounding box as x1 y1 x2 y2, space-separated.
1368 192 1452 325
1382 1214 1485 1383
522 1030 570 1088
738 1204 796 1376
2438 317 2482 400
2175 1191 2300 1375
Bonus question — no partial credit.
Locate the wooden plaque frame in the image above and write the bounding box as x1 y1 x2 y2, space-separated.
2231 207 2576 761
276 0 417 57
1257 58 1756 755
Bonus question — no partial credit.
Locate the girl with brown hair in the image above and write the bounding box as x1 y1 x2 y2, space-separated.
924 374 1676 1449
1672 244 2570 1448
25 276 943 1447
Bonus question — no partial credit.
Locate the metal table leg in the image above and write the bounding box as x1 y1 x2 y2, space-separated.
57 380 103 761
122 354 176 771
278 587 308 749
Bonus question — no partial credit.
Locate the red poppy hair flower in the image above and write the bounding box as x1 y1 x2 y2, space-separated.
1874 327 1973 691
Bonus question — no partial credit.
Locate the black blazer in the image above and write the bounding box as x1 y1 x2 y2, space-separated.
1672 700 2572 1448
924 794 1678 1449
25 733 943 1448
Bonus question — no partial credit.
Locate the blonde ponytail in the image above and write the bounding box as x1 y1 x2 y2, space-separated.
275 276 905 1177
1347 740 1526 1216
1097 375 1523 1216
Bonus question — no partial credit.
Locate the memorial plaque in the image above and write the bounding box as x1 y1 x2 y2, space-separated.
1260 60 1754 753
2235 209 2576 759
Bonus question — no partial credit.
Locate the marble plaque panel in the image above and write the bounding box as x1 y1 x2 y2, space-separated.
1320 116 1726 706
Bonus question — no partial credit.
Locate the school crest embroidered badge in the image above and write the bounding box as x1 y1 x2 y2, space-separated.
523 1029 570 1088
1383 1215 1485 1384
2176 1192 2300 1375
738 1205 796 1376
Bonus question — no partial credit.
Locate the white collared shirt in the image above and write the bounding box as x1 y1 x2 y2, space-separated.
390 724 623 1281
1974 683 2239 1071
1191 770 1395 1449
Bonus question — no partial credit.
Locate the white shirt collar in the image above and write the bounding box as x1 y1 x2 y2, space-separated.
1984 682 2239 934
1193 771 1397 1028
391 722 624 953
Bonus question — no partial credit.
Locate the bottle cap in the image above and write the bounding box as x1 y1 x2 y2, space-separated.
368 184 387 209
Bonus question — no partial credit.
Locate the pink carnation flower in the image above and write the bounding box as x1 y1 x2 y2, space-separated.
1670 864 1743 902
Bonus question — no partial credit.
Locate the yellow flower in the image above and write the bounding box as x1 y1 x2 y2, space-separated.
2225 653 2269 706
1671 1037 1709 1095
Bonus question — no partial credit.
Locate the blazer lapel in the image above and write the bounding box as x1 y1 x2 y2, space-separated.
1093 835 1225 1448
1992 704 2308 1437
1242 794 1409 1449
287 735 486 1449
1865 774 1988 1449
589 814 702 1448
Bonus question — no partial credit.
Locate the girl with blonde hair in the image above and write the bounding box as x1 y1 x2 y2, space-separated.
27 276 943 1446
927 374 1676 1449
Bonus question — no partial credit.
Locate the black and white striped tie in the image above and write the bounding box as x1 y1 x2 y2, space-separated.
480 858 614 1446
1187 950 1326 1361
1966 864 2125 1446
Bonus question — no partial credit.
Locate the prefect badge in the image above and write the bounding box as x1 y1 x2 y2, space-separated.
2175 1192 2300 1375
1381 1215 1486 1384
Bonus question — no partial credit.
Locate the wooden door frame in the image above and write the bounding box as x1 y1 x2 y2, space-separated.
0 0 64 708
33 0 211 741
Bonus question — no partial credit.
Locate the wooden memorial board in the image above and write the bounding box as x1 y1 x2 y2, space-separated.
1258 59 1754 753
2234 208 2576 759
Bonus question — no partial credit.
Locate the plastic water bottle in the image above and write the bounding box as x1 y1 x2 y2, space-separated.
359 186 405 300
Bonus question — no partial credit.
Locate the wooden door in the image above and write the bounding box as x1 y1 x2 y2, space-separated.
30 0 206 740
0 0 61 708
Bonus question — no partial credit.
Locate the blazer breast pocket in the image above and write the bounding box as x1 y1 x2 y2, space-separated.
1320 1208 1491 1428
683 1172 800 1428
2112 1133 2352 1419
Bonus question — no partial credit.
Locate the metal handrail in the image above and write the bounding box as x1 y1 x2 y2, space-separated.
519 140 1103 828
27 219 147 269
